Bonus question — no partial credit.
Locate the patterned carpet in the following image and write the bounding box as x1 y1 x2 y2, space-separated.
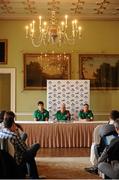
36 157 101 179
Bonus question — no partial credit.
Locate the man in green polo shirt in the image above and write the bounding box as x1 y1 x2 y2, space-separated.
33 101 49 121
78 103 94 121
55 103 71 122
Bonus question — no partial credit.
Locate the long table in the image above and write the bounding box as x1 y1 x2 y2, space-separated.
16 121 107 148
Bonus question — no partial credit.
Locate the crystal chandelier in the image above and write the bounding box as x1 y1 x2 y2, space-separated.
25 11 82 47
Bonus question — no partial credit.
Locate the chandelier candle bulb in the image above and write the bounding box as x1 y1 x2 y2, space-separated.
31 29 34 37
42 28 45 33
25 26 29 38
43 21 47 30
61 21 65 31
30 23 32 32
74 19 77 29
39 16 42 28
78 26 82 37
32 20 35 31
65 15 68 27
72 20 75 30
72 30 75 38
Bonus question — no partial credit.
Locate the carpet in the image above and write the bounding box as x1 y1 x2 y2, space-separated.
36 157 100 179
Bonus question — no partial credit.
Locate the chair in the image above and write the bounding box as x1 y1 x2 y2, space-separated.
98 137 119 179
0 149 24 178
0 138 26 179
0 138 14 157
0 138 8 151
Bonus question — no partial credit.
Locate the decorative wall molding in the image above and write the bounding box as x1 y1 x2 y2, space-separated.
16 112 33 116
15 112 109 116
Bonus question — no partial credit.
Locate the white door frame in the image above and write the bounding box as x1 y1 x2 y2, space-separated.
0 68 15 112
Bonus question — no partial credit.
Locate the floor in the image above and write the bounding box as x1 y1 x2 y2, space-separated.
36 148 101 179
37 147 90 157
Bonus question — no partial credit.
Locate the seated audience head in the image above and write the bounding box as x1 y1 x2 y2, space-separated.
4 111 16 121
114 118 119 134
0 110 6 123
83 103 89 112
37 101 44 112
109 110 119 124
4 114 16 131
60 103 66 113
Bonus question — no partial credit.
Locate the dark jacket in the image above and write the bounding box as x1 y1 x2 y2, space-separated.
98 136 119 163
99 124 117 138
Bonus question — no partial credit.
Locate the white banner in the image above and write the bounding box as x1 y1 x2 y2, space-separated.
47 80 90 120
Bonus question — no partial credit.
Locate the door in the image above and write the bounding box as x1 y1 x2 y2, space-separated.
0 74 10 111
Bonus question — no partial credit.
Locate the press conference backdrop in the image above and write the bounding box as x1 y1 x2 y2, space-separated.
47 80 90 120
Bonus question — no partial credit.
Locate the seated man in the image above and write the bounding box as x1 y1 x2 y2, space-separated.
55 103 71 122
4 111 27 142
78 103 94 121
98 118 119 179
98 119 119 179
90 110 119 166
85 118 119 176
33 101 49 121
0 115 40 179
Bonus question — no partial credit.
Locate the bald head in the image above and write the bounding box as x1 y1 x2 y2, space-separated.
60 103 66 113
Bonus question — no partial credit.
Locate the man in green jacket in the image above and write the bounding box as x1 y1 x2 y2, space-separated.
55 103 71 122
33 101 49 121
78 103 94 121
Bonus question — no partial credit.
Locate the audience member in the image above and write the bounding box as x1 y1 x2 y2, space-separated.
55 103 71 122
0 110 6 129
33 101 49 121
4 111 27 142
0 110 6 123
78 104 94 121
85 110 119 173
0 115 40 179
90 110 119 166
98 118 119 179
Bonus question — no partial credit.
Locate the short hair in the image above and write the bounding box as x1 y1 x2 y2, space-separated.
84 103 89 107
110 110 119 121
114 118 119 130
4 111 15 120
37 101 44 106
0 110 6 123
4 111 15 128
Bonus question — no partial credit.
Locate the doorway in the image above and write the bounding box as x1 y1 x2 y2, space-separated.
0 68 15 112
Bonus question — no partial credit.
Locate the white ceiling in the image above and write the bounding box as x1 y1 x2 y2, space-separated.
0 0 119 20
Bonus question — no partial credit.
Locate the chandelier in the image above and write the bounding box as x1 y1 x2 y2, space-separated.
25 11 82 47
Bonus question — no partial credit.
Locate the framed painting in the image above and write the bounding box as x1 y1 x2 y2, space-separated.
24 53 71 90
0 39 8 64
79 54 119 90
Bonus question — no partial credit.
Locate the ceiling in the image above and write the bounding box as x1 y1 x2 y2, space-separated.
0 0 119 20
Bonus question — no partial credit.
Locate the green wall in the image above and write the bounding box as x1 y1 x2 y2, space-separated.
0 20 119 120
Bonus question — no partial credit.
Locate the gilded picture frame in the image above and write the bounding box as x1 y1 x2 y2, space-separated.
79 54 119 90
0 39 8 64
24 53 71 90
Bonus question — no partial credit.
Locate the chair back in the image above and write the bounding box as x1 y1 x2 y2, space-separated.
95 131 118 157
0 138 8 151
0 138 14 157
